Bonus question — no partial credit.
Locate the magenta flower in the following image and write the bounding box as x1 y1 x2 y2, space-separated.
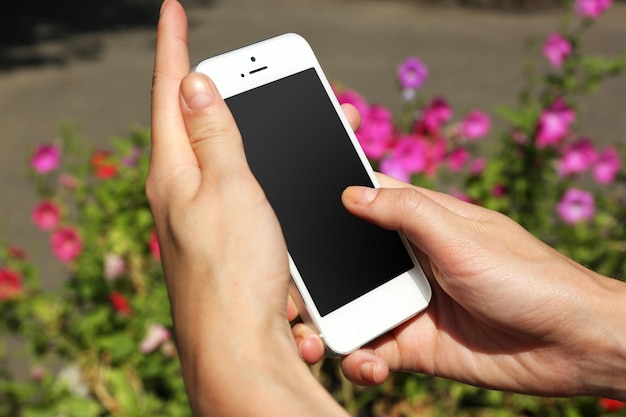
451 191 472 203
31 144 61 174
389 135 429 174
32 200 61 231
139 324 171 354
356 105 394 159
574 0 612 18
542 33 573 68
417 97 452 134
460 110 491 140
536 99 575 148
50 227 83 263
448 148 470 172
593 146 621 184
335 88 369 118
380 157 411 182
470 157 487 175
397 57 428 91
557 138 597 177
556 188 595 224
492 184 507 198
104 253 126 281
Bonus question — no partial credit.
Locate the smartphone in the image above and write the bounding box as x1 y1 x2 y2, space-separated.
195 33 431 355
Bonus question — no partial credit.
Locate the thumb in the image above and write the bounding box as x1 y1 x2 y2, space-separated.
341 186 470 260
179 72 249 179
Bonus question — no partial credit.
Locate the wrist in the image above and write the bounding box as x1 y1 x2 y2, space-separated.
175 309 347 417
576 273 626 401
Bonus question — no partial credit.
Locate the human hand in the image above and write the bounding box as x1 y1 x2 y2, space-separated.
297 175 626 400
147 2 358 415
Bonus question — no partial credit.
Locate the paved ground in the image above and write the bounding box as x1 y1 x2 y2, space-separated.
1 0 625 290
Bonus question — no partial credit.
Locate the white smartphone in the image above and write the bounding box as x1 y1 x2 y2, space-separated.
195 33 431 355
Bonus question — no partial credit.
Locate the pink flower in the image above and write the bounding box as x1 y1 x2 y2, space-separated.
356 105 394 159
397 57 428 91
557 138 597 177
104 253 126 281
139 324 171 354
0 268 22 301
536 99 575 148
556 188 595 224
448 148 470 172
58 173 80 189
389 135 429 174
31 144 61 174
574 0 612 18
593 146 621 184
416 97 452 134
32 200 61 231
109 291 132 316
380 157 411 182
50 227 83 263
542 33 573 68
149 229 161 261
460 110 491 140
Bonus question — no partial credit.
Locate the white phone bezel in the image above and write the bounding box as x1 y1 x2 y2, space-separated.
195 33 431 355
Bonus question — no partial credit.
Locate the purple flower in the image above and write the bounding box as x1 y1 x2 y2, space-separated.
536 99 576 148
575 0 612 18
593 146 621 184
557 138 597 177
556 188 595 224
397 57 428 91
542 33 573 68
31 144 61 174
460 110 491 140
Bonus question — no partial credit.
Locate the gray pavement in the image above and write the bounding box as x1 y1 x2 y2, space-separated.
1 0 625 289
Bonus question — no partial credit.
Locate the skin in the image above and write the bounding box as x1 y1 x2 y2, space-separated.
148 1 626 415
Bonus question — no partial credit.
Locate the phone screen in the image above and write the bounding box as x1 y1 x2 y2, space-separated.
226 68 414 317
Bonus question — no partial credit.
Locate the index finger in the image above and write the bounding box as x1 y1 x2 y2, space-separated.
150 0 194 170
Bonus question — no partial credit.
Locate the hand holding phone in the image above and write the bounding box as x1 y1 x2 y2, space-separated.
195 33 431 355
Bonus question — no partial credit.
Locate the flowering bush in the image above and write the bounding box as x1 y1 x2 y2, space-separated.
1 0 625 416
0 127 189 416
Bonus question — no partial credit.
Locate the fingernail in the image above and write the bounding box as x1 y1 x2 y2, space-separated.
360 361 375 381
160 0 169 16
348 186 379 205
181 74 215 111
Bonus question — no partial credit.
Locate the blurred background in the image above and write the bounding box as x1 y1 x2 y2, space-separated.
1 0 625 289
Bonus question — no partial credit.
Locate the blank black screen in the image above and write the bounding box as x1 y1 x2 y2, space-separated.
226 68 413 316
